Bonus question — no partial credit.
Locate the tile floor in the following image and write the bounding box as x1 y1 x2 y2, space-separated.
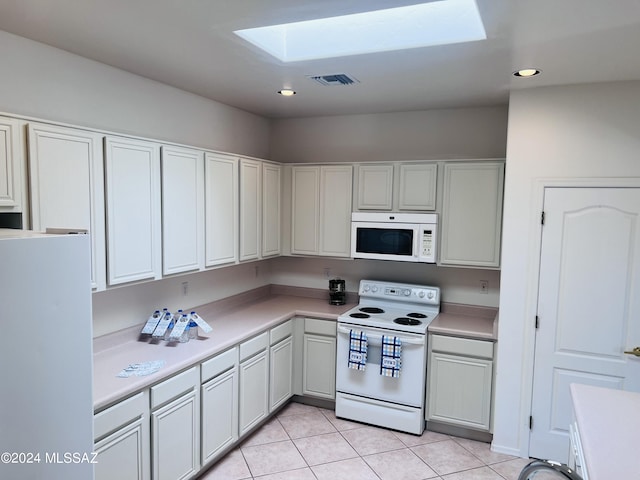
198 402 532 480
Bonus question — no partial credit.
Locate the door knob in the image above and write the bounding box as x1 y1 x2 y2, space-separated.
624 347 640 357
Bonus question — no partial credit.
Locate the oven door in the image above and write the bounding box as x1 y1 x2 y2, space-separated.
350 222 420 262
335 323 427 407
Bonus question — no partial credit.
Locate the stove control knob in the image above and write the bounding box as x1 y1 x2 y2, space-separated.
418 290 426 298
362 284 370 292
427 291 435 300
371 286 378 293
404 289 411 296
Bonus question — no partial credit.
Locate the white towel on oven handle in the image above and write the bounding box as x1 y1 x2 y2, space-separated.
380 335 402 378
348 329 368 371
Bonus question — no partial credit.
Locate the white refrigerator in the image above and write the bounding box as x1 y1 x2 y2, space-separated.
0 229 94 480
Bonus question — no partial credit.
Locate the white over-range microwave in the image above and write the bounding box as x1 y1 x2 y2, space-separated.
350 212 437 263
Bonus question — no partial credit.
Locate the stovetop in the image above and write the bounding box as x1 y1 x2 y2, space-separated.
338 280 440 335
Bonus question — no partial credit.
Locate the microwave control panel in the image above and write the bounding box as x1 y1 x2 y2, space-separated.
421 229 434 257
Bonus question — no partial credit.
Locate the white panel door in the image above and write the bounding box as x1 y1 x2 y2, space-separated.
205 153 238 266
356 164 393 210
104 136 161 285
530 187 640 461
239 351 269 436
269 336 293 411
28 123 106 290
161 145 204 275
398 163 437 211
0 117 23 210
291 166 319 255
201 368 238 465
319 165 352 257
262 163 281 257
239 158 261 261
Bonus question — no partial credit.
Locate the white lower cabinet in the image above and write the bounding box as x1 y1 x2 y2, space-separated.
239 332 270 436
426 334 494 432
201 347 239 467
151 367 200 480
302 318 337 400
269 320 293 411
94 391 150 480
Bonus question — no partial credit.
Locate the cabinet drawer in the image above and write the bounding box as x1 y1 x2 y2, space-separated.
201 347 237 383
270 320 293 345
94 391 147 440
430 335 494 359
151 366 198 409
304 318 336 336
240 331 269 361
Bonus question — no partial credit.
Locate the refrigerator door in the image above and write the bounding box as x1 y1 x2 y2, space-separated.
0 230 94 480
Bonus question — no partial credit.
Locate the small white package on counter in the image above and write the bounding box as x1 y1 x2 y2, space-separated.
117 360 166 378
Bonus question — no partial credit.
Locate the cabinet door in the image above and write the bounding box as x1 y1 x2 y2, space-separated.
357 164 393 210
440 162 504 268
291 166 319 255
319 165 353 257
270 336 293 411
161 145 204 275
302 334 336 399
0 117 23 211
201 368 238 466
239 158 261 261
262 163 281 257
151 390 200 480
29 123 106 290
398 163 437 211
239 350 269 436
427 352 493 431
205 153 238 266
104 136 161 285
94 417 150 480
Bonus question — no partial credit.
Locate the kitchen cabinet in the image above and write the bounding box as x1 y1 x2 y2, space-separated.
440 161 504 268
426 334 494 432
0 117 24 212
269 320 293 411
204 152 238 267
201 347 238 467
239 332 270 436
262 162 281 257
151 366 200 480
239 157 261 261
302 318 337 400
291 165 352 257
28 122 106 290
94 391 150 480
355 162 437 211
104 136 162 285
161 145 205 275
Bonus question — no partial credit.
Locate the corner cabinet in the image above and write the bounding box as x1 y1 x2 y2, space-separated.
161 145 205 275
239 158 261 262
439 161 504 268
302 318 337 400
262 163 281 258
104 136 162 285
291 165 352 257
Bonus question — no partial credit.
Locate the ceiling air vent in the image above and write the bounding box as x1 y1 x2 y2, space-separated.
307 73 359 86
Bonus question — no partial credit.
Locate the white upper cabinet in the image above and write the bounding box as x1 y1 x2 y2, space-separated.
205 153 238 267
356 164 393 210
104 136 162 285
161 145 205 275
291 165 353 257
356 162 437 211
262 163 281 258
0 117 24 212
398 163 437 211
28 122 106 291
440 161 504 268
239 158 261 262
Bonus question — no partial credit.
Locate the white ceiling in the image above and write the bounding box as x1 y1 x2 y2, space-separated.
1 0 639 119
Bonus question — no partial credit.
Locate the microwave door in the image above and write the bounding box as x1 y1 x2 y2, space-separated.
351 222 419 262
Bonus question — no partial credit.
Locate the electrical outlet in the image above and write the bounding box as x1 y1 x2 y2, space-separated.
479 280 488 294
182 281 189 296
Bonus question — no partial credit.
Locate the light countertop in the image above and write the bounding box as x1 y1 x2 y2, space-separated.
428 303 498 340
570 383 640 479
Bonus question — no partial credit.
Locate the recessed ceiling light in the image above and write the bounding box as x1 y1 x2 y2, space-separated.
513 68 541 78
278 89 296 96
235 0 486 63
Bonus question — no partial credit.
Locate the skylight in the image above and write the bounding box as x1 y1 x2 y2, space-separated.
234 0 486 63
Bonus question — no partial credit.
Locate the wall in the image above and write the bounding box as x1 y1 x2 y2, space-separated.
494 81 640 456
0 30 270 157
270 107 508 163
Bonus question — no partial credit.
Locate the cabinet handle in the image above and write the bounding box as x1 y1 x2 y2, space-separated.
624 347 640 357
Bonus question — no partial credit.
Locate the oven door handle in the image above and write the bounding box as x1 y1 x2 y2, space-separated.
337 325 424 345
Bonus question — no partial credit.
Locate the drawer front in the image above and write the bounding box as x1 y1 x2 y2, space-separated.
304 318 336 336
94 391 148 440
430 334 494 359
240 331 269 361
201 347 238 383
270 320 293 345
151 366 199 409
